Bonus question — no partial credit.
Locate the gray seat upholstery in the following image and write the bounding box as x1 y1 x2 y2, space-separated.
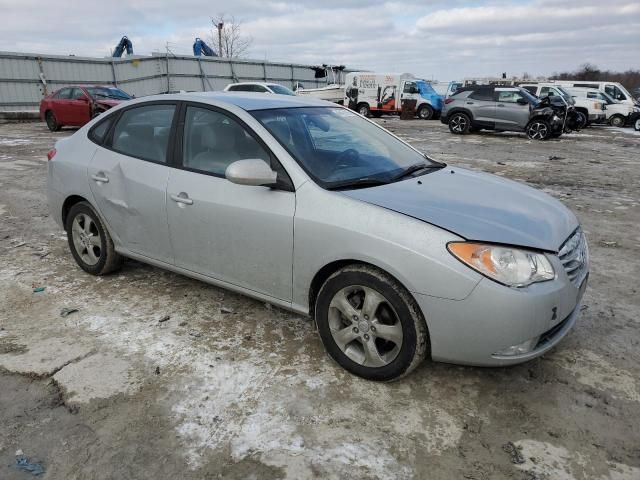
115 124 166 162
189 122 241 174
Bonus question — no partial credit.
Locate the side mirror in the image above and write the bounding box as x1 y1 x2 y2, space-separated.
516 98 528 105
225 159 277 187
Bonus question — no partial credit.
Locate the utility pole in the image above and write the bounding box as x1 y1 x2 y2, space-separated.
217 22 224 57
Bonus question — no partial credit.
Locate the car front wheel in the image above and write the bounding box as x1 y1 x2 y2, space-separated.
45 111 61 132
66 201 122 275
448 112 471 134
635 117 640 131
357 103 371 117
609 114 625 128
526 119 551 140
315 265 428 381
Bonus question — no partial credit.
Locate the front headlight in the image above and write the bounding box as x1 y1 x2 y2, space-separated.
448 242 555 287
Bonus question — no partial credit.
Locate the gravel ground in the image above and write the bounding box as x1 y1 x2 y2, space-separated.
0 118 639 480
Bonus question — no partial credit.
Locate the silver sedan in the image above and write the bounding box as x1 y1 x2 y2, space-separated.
47 93 589 380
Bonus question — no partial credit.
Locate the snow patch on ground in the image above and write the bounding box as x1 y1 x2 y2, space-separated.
514 439 640 480
0 138 33 146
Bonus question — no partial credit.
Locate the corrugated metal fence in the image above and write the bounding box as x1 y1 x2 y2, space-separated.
0 51 333 111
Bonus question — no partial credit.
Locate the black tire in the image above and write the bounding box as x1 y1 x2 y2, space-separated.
417 104 434 120
575 111 588 129
549 131 563 138
371 111 383 118
315 264 429 381
635 117 640 131
65 201 122 275
526 119 551 140
45 111 61 132
357 103 370 117
448 112 471 134
609 114 625 128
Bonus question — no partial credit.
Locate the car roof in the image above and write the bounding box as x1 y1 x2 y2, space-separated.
228 82 278 87
142 91 335 111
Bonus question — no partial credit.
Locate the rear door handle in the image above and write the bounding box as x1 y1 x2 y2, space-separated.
170 192 193 206
91 172 109 183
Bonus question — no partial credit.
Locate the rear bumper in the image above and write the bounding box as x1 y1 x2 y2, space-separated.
414 260 588 367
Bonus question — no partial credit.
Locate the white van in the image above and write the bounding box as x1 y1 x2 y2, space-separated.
520 83 606 128
344 72 444 119
565 87 637 127
545 81 638 107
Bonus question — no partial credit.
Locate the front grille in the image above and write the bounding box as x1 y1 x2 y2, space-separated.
536 311 572 349
558 228 588 286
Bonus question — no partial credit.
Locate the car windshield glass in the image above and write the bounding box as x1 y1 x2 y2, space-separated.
518 88 540 105
86 87 131 100
251 107 443 189
268 85 295 95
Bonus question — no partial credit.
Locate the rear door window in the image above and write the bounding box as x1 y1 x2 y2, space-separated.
469 89 494 101
111 104 176 163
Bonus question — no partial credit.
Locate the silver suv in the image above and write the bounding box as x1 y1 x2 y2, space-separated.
441 86 570 140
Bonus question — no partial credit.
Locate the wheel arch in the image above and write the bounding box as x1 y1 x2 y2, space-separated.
446 107 474 121
308 259 424 320
61 194 90 229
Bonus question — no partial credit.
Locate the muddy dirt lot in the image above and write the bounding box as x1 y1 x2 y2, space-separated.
0 119 639 480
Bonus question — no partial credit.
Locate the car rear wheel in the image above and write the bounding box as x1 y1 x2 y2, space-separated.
526 119 551 140
609 114 625 128
315 264 428 381
635 117 640 131
417 104 434 120
45 111 61 132
66 201 122 275
357 103 371 117
448 112 471 134
574 111 588 129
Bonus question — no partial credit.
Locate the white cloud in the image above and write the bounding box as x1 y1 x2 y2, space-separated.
0 0 638 80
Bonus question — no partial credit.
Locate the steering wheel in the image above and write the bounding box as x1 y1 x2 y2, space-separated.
335 148 360 167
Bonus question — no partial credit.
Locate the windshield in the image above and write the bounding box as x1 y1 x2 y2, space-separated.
518 88 540 105
251 107 442 189
86 87 131 100
268 85 296 96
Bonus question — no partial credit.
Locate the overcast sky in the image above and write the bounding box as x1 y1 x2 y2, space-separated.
1 0 639 80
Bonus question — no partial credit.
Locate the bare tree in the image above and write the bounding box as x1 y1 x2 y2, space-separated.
209 14 253 58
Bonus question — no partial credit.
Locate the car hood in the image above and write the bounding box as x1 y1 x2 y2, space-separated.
341 167 578 252
95 99 122 107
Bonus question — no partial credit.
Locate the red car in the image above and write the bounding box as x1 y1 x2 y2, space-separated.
40 85 132 131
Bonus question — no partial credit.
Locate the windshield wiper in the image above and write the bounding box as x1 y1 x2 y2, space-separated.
326 177 390 191
391 162 445 182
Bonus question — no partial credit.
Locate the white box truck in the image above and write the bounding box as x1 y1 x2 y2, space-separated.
344 72 443 119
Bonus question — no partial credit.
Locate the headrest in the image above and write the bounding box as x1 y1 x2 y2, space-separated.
200 122 236 151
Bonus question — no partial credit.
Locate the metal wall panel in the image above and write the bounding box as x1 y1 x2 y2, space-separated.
0 51 349 111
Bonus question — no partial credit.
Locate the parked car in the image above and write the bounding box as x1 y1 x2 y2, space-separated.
536 81 638 107
223 82 295 95
441 85 577 140
344 72 443 119
47 93 588 380
520 83 605 128
40 85 132 131
564 87 640 128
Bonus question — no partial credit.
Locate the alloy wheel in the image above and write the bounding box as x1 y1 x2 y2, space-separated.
327 285 403 367
450 114 467 133
528 122 548 140
610 115 624 128
71 213 102 266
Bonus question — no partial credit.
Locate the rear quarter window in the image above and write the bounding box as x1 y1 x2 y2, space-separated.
88 113 116 145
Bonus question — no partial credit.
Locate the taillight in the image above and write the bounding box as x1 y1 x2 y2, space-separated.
445 98 455 104
47 148 56 161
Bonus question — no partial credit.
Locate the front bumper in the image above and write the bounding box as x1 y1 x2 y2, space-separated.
415 257 588 367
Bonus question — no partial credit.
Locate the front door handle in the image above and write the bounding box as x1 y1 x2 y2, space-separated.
170 192 193 205
466 101 474 105
91 172 109 183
